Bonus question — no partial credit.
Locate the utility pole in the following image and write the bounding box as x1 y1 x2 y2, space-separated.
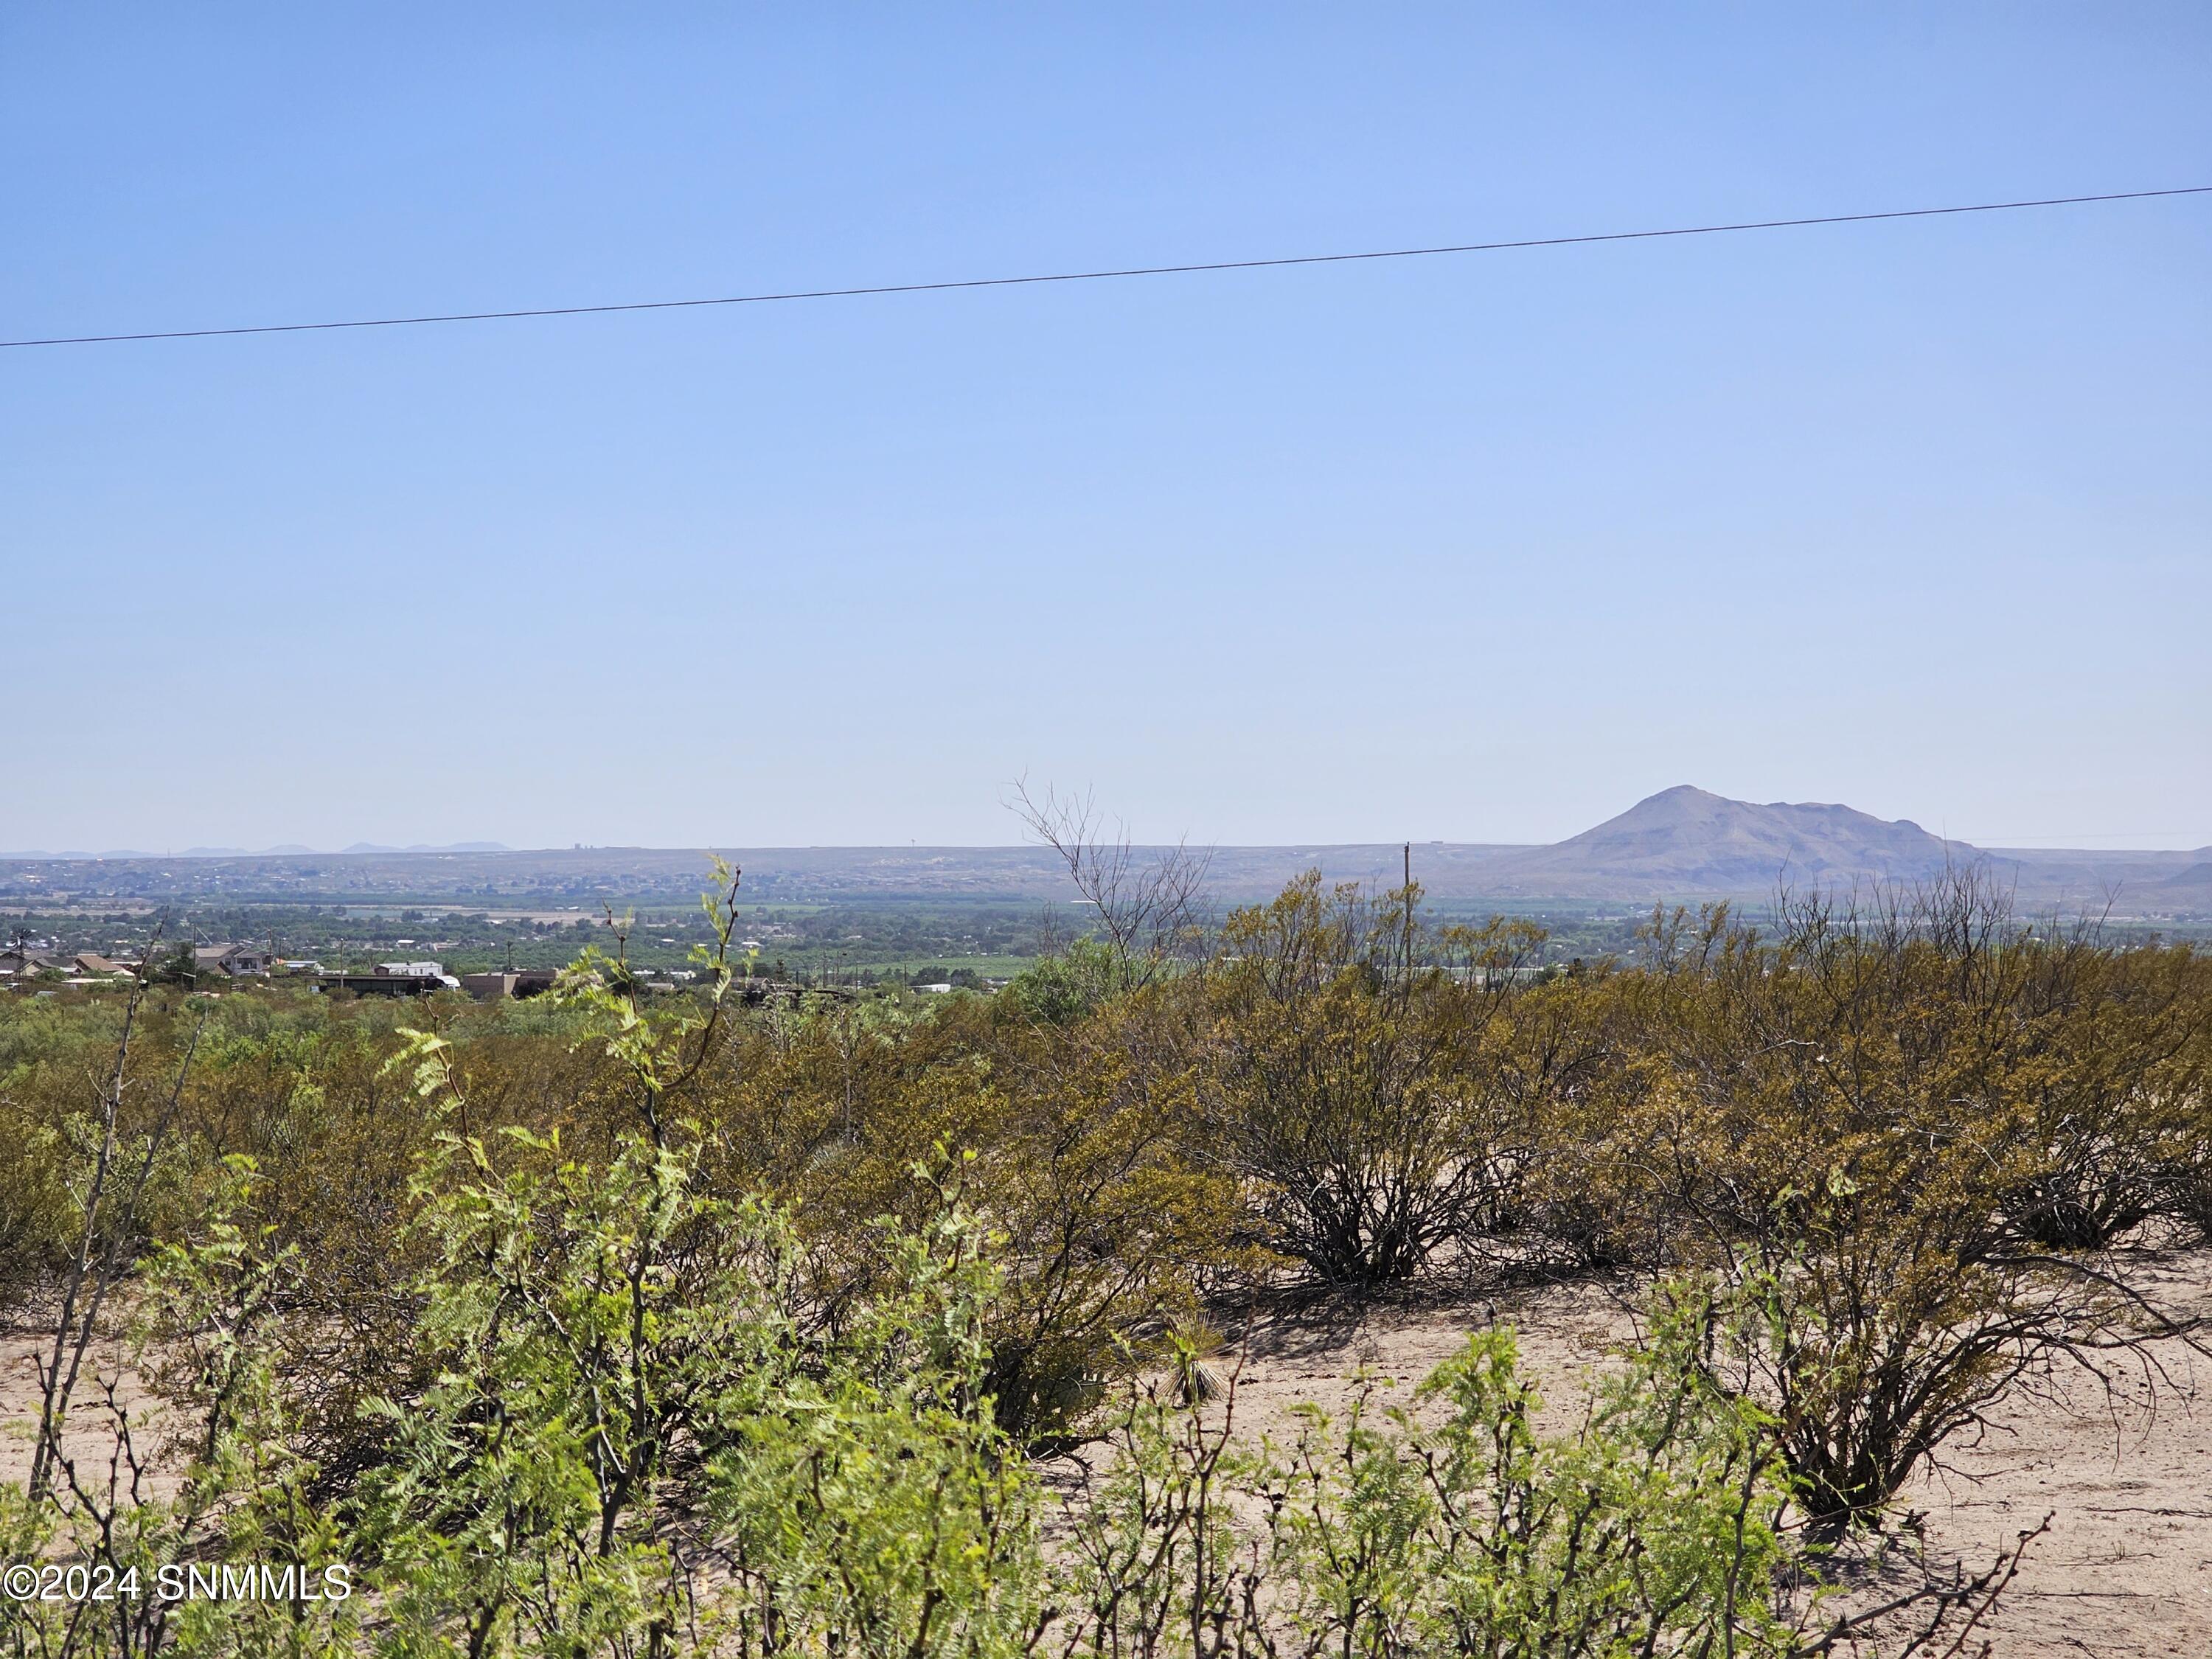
1402 841 1413 979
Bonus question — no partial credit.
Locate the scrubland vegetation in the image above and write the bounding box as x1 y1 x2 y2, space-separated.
4 857 2208 1657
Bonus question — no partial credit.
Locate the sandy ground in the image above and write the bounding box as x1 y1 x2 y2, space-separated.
7 1256 2208 1655
0 1320 170 1504
1188 1252 2212 1658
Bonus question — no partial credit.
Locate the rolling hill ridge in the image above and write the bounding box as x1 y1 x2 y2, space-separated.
3 790 2205 913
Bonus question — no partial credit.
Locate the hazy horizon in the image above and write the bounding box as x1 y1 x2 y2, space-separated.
6 6 2207 852
7 783 2208 858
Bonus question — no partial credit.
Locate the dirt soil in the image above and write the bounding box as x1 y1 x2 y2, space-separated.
1 1324 165 1500
1197 1251 2212 1659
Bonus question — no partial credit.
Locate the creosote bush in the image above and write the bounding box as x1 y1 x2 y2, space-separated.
1576 877 2212 1530
1194 875 1576 1286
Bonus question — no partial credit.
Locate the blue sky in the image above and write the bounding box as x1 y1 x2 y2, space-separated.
5 4 2208 851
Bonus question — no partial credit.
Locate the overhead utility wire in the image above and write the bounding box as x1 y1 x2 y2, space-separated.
5 185 2206 350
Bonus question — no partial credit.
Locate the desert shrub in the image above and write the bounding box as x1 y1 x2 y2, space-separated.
1447 966 1634 1271
698 983 1245 1442
545 881 1239 1444
83 992 625 1491
1591 878 2191 1532
350 1124 1025 1656
1192 876 1559 1286
0 993 145 1303
1995 941 2212 1249
1000 936 1130 1026
948 993 1250 1439
2164 995 2212 1239
0 987 428 1315
0 1100 69 1306
0 1158 359 1659
1262 1308 1798 1658
0 1119 1040 1659
1060 1283 2028 1659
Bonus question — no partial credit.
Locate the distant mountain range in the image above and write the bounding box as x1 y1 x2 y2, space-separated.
2 793 2206 915
2 841 512 859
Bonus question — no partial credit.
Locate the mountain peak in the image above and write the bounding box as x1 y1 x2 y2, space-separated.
1609 785 1740 823
1497 788 1974 896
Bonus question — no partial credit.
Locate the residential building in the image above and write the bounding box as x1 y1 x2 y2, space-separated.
195 944 271 978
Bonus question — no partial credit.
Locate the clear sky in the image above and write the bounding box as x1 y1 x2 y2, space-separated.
5 4 2208 852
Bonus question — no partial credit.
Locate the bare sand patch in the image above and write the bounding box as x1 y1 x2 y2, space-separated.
0 1316 173 1501
1189 1251 2212 1658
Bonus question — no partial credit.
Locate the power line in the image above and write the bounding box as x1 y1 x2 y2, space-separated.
5 185 2206 351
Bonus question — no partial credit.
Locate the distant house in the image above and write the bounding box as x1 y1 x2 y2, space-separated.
195 944 271 978
456 969 558 1002
72 953 136 977
319 967 460 997
0 947 69 978
375 961 446 978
